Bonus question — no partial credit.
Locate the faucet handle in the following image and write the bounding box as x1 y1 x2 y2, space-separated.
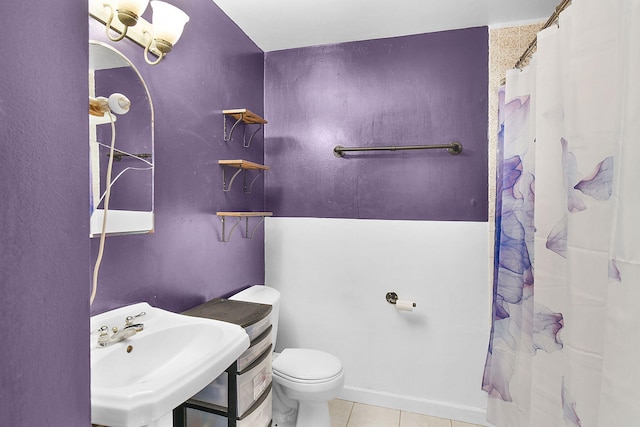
91 325 109 336
125 311 146 326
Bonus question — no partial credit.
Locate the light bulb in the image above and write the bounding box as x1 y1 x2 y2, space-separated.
118 0 150 17
150 1 190 46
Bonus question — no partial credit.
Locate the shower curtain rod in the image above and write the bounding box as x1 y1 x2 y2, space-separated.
333 141 463 157
514 0 572 69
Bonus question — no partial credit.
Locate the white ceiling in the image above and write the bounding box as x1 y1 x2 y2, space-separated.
211 0 559 52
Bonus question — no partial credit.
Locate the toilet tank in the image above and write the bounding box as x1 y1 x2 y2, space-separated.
230 285 281 347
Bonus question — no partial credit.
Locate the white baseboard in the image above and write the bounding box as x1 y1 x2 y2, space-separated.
337 386 493 426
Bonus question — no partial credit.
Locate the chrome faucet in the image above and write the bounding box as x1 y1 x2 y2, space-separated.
93 311 146 348
123 311 146 333
96 326 137 347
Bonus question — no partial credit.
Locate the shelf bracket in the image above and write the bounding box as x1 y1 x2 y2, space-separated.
242 123 262 148
219 216 242 243
219 160 269 193
216 212 273 243
246 216 266 239
222 109 267 148
223 114 244 143
221 166 265 193
244 169 264 194
223 115 262 148
221 167 243 192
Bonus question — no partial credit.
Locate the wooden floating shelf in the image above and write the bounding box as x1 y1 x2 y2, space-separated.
222 109 268 124
218 160 270 171
216 212 273 217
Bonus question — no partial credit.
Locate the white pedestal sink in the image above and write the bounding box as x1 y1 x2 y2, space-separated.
90 302 250 427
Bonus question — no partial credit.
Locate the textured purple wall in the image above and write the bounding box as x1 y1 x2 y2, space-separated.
1 1 263 425
0 2 90 426
89 0 266 316
264 28 488 221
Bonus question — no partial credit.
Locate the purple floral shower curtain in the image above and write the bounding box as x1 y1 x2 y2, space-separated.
482 1 640 426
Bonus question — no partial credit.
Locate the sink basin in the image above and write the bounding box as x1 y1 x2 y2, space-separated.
90 302 250 427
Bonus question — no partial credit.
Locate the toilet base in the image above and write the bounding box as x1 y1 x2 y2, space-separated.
272 382 332 427
273 402 331 427
296 401 331 427
272 420 296 427
272 383 298 427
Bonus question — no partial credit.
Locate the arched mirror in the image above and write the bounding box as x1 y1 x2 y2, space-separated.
89 40 154 237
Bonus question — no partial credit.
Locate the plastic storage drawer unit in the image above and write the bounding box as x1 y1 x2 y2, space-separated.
177 297 274 427
186 389 272 427
192 346 272 417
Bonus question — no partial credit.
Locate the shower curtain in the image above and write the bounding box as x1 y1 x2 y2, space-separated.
483 0 640 426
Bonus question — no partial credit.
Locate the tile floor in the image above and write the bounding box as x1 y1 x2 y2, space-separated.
329 400 486 427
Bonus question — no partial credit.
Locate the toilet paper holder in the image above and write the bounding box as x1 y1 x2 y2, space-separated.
385 292 416 307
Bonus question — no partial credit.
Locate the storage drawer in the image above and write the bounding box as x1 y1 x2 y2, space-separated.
186 389 272 427
244 313 270 342
238 327 271 371
192 348 272 417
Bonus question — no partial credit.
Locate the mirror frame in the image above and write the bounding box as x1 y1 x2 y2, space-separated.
89 40 155 237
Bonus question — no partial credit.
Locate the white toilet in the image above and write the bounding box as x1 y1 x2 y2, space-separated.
230 285 344 427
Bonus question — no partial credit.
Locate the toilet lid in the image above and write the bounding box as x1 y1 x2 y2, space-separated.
272 348 343 381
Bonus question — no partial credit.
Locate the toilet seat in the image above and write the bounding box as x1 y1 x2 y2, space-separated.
273 348 343 384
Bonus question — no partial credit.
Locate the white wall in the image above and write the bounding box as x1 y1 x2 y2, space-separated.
265 217 492 425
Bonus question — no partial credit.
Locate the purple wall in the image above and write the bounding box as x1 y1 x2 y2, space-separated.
89 0 266 316
264 27 488 221
2 1 264 425
0 1 90 426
